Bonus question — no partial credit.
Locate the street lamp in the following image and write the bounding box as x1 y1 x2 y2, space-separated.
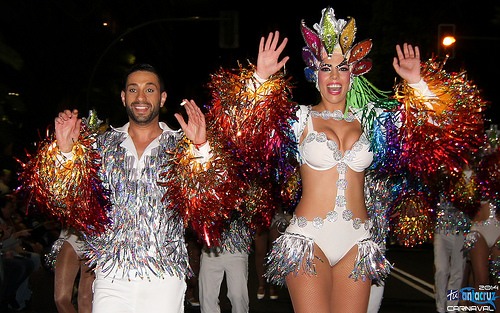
442 35 456 47
437 24 456 59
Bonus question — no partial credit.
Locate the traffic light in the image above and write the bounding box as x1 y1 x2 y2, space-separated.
437 24 456 59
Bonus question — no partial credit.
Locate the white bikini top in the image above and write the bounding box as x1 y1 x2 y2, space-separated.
298 111 373 172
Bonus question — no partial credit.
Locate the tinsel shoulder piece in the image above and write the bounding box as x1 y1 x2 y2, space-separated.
368 58 489 247
477 147 500 209
16 111 111 235
162 64 301 247
392 58 488 181
159 135 245 248
206 64 301 224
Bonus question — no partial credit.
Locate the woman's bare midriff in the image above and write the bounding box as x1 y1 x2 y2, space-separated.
295 164 368 221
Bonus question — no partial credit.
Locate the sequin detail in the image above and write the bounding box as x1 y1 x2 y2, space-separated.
84 129 191 281
435 199 470 235
290 208 370 231
326 211 338 222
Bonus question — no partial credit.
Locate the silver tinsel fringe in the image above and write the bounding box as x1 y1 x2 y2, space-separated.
265 233 392 286
44 238 65 271
211 218 253 254
84 130 191 281
349 238 393 285
264 232 315 286
463 231 480 252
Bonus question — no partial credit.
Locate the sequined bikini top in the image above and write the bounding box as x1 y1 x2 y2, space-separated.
298 112 373 172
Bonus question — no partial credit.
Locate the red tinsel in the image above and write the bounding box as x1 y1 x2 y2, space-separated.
16 123 110 235
394 59 488 184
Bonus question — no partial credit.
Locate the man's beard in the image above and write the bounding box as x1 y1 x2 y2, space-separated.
126 102 160 125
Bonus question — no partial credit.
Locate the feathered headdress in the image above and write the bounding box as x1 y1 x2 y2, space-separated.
301 6 373 84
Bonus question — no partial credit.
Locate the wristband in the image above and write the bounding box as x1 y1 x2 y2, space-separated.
194 141 207 149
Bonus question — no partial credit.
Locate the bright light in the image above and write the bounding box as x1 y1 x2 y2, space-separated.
442 36 456 46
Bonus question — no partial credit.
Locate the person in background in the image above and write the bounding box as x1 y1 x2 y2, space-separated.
254 210 288 300
464 160 500 311
198 216 252 313
49 228 94 313
433 192 470 313
185 228 201 307
0 193 36 311
0 169 12 196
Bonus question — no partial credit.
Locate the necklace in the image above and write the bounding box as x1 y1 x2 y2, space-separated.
310 109 355 122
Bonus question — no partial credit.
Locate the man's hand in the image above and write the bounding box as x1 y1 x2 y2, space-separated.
175 99 207 147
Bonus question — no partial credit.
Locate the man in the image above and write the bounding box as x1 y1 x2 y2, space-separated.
433 193 470 313
42 63 210 312
198 216 252 313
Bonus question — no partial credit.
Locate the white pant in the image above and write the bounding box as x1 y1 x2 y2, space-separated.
92 269 186 313
367 283 385 313
433 232 466 313
199 250 249 313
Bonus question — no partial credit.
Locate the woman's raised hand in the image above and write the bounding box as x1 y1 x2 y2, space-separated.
256 31 290 80
393 43 421 84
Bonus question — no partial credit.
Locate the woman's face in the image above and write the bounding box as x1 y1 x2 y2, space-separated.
317 53 351 107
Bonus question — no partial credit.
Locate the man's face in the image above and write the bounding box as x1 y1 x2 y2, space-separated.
121 70 166 125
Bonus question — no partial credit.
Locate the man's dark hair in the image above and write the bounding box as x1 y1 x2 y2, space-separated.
123 63 165 92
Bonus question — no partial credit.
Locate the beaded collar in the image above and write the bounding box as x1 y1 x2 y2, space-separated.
310 109 355 122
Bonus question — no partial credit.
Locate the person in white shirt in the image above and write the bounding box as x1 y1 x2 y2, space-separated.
22 63 210 313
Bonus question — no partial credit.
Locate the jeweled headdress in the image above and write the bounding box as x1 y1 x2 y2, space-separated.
301 6 373 84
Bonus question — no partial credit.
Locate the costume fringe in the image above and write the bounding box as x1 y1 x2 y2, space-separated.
44 238 65 271
349 238 393 284
209 217 253 254
393 58 488 182
159 136 244 247
367 58 489 246
463 231 480 252
170 64 300 247
477 147 500 210
16 111 111 234
264 233 315 286
491 255 500 285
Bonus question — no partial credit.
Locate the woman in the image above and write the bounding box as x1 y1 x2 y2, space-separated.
258 22 419 313
176 4 485 311
468 201 500 282
254 210 287 300
207 6 484 313
51 229 94 313
463 149 500 311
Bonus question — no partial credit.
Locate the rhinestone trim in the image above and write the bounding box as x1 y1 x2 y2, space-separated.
290 209 371 231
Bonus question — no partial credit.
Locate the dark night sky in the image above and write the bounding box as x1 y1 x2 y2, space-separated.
1 0 499 158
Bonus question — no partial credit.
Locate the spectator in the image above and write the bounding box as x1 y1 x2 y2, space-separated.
0 193 37 311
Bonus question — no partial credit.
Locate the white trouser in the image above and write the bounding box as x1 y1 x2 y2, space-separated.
92 269 186 313
433 232 466 313
199 250 249 313
367 283 385 313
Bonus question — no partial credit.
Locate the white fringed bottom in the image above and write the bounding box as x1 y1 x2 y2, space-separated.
265 232 392 286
